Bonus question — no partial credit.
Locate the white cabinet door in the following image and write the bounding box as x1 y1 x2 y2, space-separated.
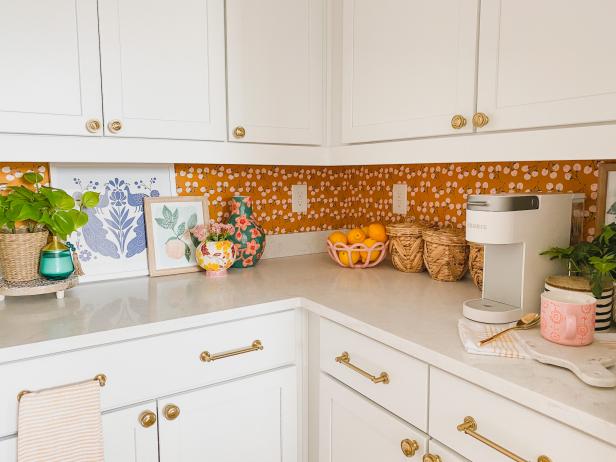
98 0 226 140
0 436 16 462
477 0 616 132
226 0 324 145
102 402 159 462
341 0 479 143
320 373 428 462
427 439 469 462
0 0 103 136
158 367 298 462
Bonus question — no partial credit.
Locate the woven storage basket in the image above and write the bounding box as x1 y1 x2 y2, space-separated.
422 228 468 282
386 222 428 273
468 242 484 290
0 230 48 282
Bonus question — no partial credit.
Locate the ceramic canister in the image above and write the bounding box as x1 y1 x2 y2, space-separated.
540 291 596 346
227 196 266 268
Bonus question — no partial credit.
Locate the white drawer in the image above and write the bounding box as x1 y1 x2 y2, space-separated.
0 309 296 438
319 318 428 431
426 439 469 462
429 368 616 462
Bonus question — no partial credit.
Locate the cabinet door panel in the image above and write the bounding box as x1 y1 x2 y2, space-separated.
342 0 478 143
99 0 226 140
0 0 102 136
102 402 159 462
227 0 323 145
477 0 616 131
159 367 298 462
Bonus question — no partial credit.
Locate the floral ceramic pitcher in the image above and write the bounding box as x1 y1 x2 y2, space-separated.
227 196 266 268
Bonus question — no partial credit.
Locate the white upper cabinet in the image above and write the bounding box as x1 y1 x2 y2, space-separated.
477 0 616 132
341 0 479 143
98 0 226 140
0 0 103 136
226 0 324 145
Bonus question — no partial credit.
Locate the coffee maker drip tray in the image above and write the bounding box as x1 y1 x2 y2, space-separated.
463 298 522 324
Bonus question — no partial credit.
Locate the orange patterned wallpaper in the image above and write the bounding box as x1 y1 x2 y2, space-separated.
0 160 603 241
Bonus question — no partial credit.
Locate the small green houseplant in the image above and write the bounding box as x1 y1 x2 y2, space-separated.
0 173 99 282
541 223 616 297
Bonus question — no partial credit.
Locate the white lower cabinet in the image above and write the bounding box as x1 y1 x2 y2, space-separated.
320 373 428 461
0 436 16 462
426 439 469 462
158 367 298 462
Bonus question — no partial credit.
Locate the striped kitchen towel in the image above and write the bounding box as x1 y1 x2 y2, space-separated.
17 379 104 462
458 318 531 359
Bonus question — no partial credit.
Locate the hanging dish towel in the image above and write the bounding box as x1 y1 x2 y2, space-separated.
458 318 532 359
17 379 104 462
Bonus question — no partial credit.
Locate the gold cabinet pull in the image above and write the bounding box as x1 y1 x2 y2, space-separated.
85 119 102 133
108 119 123 133
335 352 389 384
233 126 246 139
401 439 419 457
450 114 467 129
139 410 157 428
472 112 489 128
163 404 180 421
423 455 441 462
457 416 551 462
200 340 263 362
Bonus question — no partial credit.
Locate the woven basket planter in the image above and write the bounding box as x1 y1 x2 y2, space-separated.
386 221 429 273
422 228 468 282
0 230 48 282
468 242 484 290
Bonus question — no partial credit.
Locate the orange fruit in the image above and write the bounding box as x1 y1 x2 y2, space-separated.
338 250 360 267
328 231 348 246
361 225 370 236
368 223 387 242
347 228 367 244
360 238 380 262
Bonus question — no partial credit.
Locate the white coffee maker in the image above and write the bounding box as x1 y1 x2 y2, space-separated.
463 193 574 323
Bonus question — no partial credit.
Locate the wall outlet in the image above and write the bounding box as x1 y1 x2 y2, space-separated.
392 183 408 215
292 184 308 213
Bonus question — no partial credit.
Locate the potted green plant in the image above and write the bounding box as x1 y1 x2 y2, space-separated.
0 173 99 282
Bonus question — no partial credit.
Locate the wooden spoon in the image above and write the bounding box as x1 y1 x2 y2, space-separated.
479 313 541 346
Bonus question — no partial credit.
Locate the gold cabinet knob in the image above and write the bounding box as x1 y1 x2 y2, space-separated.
139 410 157 428
233 126 246 139
423 455 441 462
401 439 419 457
451 114 467 129
85 119 102 133
472 112 489 128
108 120 123 133
163 404 180 420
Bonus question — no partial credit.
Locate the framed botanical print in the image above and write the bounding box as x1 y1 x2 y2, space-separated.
144 196 209 277
597 162 616 229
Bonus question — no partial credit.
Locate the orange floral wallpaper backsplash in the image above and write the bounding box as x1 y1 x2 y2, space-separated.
1 160 603 241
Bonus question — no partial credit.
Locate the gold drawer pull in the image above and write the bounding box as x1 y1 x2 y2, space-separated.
457 416 551 462
200 340 263 362
335 352 389 384
163 404 180 421
18 373 107 401
401 439 419 457
423 455 441 462
139 410 157 428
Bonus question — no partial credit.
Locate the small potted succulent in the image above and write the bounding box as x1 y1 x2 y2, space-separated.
193 221 237 278
0 172 99 282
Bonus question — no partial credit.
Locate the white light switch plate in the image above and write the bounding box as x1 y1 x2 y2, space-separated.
292 184 308 213
392 183 408 215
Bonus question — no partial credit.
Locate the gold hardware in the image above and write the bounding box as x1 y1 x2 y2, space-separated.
472 112 489 128
85 119 101 133
451 114 467 129
18 374 107 401
401 439 419 457
108 120 123 133
457 416 551 462
139 410 157 428
200 340 263 362
163 404 180 421
233 126 246 139
334 352 389 384
423 455 441 462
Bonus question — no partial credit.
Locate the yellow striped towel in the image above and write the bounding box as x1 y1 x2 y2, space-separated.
458 318 532 359
17 379 104 462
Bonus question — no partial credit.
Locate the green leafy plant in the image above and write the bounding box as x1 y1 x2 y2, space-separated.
0 172 100 240
541 223 616 297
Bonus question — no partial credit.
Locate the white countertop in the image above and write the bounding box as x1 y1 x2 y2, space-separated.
0 253 614 445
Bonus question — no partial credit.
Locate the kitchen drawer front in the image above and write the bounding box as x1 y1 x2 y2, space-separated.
0 309 296 438
320 373 428 462
429 368 616 462
319 318 428 431
427 439 469 462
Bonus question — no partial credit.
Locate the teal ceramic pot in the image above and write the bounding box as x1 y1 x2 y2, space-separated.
227 196 266 268
39 237 74 280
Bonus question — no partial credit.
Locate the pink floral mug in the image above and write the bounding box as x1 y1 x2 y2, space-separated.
540 291 596 346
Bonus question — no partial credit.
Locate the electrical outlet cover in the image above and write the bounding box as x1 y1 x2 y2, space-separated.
292 184 308 213
392 183 408 215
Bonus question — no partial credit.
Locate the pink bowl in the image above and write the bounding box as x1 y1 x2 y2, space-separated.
326 240 388 269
